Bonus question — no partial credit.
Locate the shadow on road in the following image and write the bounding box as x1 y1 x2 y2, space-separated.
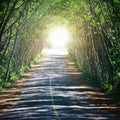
0 49 120 120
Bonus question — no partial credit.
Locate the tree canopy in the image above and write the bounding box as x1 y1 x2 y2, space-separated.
0 0 120 99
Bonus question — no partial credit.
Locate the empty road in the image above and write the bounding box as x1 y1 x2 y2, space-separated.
0 49 120 120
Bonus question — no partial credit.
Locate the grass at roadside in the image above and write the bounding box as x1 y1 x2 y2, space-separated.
0 51 43 93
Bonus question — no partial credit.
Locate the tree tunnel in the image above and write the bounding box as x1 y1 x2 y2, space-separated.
0 0 120 98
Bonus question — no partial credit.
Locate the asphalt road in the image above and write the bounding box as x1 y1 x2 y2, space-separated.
0 49 120 120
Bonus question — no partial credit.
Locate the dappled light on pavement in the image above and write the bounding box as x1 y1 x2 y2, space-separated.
0 49 120 120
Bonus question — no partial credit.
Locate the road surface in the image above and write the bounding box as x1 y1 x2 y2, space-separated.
0 49 120 120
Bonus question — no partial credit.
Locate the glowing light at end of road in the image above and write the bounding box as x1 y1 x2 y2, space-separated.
48 26 70 48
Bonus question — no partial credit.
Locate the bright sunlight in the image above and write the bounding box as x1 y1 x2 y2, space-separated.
48 26 70 48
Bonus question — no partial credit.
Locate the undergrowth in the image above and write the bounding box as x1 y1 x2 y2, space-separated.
0 52 43 93
68 53 120 101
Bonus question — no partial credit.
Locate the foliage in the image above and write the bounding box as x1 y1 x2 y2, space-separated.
0 0 48 83
0 0 120 99
67 0 120 98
